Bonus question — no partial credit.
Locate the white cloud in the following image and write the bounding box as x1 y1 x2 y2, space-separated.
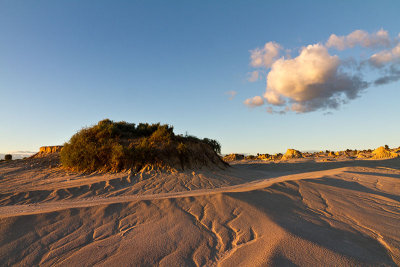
326 29 391 50
225 90 237 100
250 41 282 68
267 44 339 102
244 96 264 107
247 71 260 82
264 44 367 113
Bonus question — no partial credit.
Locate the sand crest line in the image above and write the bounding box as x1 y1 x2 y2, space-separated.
0 167 347 218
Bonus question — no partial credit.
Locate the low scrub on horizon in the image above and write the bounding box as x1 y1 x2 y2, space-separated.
60 119 222 172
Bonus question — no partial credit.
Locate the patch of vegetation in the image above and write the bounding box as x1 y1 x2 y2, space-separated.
4 154 12 161
61 119 222 172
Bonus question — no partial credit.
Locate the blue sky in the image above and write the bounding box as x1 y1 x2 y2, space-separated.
1 1 399 154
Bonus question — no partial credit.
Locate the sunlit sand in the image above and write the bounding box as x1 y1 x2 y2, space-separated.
1 148 399 266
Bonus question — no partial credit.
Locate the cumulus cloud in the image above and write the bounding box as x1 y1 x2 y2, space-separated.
245 29 400 114
225 90 237 100
250 41 282 68
326 29 391 50
247 71 260 82
263 44 368 113
244 96 264 107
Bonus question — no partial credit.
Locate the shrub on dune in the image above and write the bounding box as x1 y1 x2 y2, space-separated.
61 119 224 172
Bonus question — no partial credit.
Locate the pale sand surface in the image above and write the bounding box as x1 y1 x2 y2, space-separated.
0 155 399 266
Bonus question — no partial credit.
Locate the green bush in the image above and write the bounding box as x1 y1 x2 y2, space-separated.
61 119 221 172
4 154 12 161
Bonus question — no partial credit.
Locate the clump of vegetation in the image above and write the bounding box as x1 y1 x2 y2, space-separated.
4 154 12 161
61 119 223 172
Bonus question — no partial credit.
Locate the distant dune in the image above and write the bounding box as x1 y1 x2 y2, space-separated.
0 150 399 266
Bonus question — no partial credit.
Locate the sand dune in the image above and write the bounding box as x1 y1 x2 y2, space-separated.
1 155 399 266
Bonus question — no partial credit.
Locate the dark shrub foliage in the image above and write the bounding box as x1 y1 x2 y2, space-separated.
202 138 221 154
61 119 222 172
4 154 12 161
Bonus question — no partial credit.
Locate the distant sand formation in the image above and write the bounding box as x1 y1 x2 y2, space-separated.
372 146 399 159
281 149 303 160
223 153 244 162
220 145 400 163
32 146 63 158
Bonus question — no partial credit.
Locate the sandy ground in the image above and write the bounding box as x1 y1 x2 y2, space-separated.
0 155 399 266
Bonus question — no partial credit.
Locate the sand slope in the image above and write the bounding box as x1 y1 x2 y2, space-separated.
0 156 399 266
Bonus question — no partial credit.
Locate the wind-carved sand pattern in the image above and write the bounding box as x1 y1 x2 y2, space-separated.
1 154 400 266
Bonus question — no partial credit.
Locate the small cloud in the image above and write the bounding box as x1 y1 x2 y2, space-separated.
247 71 260 82
225 90 237 100
326 29 391 50
374 65 400 85
244 96 264 107
369 43 400 67
266 106 274 114
250 41 282 68
266 106 287 115
326 34 346 50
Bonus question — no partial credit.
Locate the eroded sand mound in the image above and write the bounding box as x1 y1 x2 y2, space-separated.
372 146 398 159
281 149 302 160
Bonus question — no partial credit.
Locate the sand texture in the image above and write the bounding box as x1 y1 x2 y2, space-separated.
1 154 399 266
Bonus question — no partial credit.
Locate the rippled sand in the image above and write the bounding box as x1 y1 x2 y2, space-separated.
1 155 399 266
